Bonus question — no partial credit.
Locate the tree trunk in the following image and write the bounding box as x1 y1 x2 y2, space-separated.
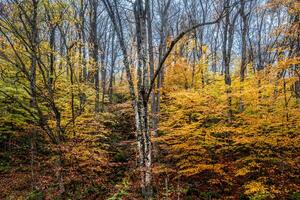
30 0 38 109
29 1 38 190
90 0 100 112
222 0 238 122
239 0 248 112
80 0 88 82
134 0 152 197
100 31 107 112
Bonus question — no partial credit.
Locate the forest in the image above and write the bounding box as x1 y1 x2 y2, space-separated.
0 0 299 199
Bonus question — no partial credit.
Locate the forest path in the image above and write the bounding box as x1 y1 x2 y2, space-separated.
106 103 141 199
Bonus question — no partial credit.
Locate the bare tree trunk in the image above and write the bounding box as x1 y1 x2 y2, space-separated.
152 0 171 147
100 29 108 112
293 14 300 101
49 26 56 85
256 10 266 106
191 30 198 88
109 30 116 103
146 0 155 134
222 0 238 122
211 24 220 74
78 0 88 111
29 0 38 190
30 0 38 109
90 0 100 112
239 0 248 112
222 0 232 122
134 0 152 196
59 31 64 71
240 0 247 82
80 0 88 82
69 51 76 135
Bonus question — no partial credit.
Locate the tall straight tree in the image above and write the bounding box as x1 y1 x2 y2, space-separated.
89 0 100 112
222 0 238 122
108 29 116 103
239 0 250 111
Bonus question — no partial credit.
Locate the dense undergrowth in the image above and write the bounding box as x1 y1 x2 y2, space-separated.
153 72 300 199
0 96 137 199
0 82 299 199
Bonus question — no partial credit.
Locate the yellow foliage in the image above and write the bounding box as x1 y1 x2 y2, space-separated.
244 181 267 195
157 40 300 197
235 167 251 176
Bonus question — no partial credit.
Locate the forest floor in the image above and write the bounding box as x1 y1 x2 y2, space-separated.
105 103 142 200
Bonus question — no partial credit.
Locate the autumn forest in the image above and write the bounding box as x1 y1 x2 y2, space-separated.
0 0 299 199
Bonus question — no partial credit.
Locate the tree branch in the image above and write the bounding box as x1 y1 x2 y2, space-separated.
146 12 226 101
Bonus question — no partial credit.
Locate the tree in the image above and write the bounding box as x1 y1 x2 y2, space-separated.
102 0 226 197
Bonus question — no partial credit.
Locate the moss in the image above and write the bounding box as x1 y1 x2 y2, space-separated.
26 190 45 200
289 192 300 200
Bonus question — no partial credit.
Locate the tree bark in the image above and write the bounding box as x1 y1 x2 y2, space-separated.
239 0 249 112
90 0 100 112
109 30 116 103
